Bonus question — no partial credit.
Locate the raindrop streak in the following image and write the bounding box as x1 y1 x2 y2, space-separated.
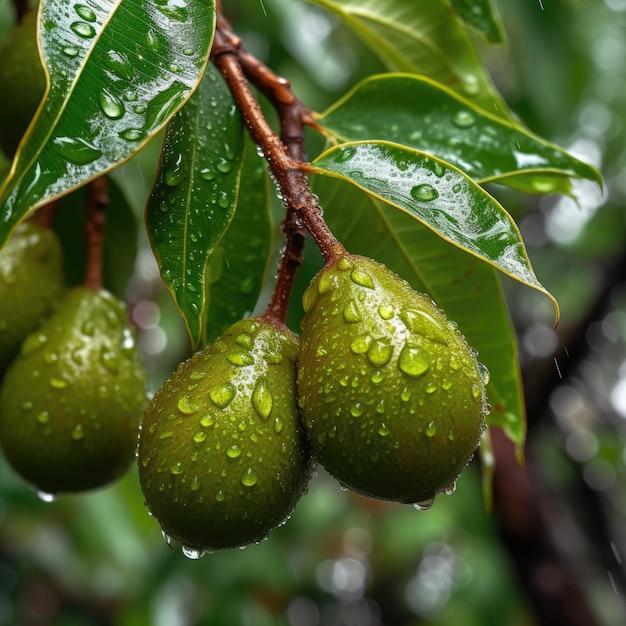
410 183 439 202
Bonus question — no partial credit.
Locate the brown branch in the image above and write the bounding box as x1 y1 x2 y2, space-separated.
211 14 344 326
83 177 108 291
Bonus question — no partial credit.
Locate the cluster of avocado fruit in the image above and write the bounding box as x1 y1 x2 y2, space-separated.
0 10 487 554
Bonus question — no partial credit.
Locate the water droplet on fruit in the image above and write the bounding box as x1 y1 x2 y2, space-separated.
200 415 214 428
478 362 490 385
378 304 394 320
181 546 206 559
302 288 317 311
193 431 206 443
400 387 411 402
350 334 372 354
177 396 197 415
100 348 119 374
227 350 254 366
209 383 236 408
350 403 363 417
318 272 338 294
425 421 437 437
378 423 390 437
251 377 273 421
273 417 284 434
71 424 84 440
36 491 57 503
398 345 429 377
226 444 242 459
235 333 254 349
36 411 50 424
99 88 125 119
71 22 96 38
444 481 457 495
413 497 435 511
170 462 183 475
240 467 258 487
367 340 393 366
215 489 225 502
21 333 47 355
425 383 437 394
49 377 68 389
350 269 375 289
343 300 362 323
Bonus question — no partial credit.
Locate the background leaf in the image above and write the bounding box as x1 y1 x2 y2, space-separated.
310 140 559 322
203 139 274 344
147 62 244 350
448 0 504 44
0 0 216 247
313 175 526 452
317 74 601 194
306 0 511 117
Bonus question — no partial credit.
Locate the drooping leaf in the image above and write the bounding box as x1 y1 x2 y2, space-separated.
306 0 511 118
147 62 244 350
317 74 602 193
448 0 504 44
310 140 559 323
313 174 526 455
0 0 216 247
204 139 273 345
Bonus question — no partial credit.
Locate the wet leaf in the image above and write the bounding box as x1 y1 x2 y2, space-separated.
306 0 511 118
311 140 560 323
0 0 216 248
449 0 504 44
314 175 526 456
203 139 273 345
147 62 244 350
317 74 601 193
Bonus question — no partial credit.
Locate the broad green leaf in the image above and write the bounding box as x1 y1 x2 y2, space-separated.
0 0 216 247
53 176 138 300
313 175 526 454
147 62 244 350
204 139 273 345
448 0 504 44
317 74 602 193
306 0 511 118
310 140 559 323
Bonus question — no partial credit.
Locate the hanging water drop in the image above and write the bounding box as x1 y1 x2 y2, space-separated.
410 183 439 202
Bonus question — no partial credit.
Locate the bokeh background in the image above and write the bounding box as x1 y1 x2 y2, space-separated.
0 0 625 624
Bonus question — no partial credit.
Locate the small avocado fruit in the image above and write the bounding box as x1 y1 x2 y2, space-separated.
138 317 312 552
0 287 148 494
0 221 64 373
297 254 488 506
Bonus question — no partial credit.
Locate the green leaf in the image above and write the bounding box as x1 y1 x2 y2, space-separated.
306 0 511 118
310 140 560 323
204 139 273 345
314 175 526 453
0 0 216 247
53 176 138 300
448 0 505 44
317 74 602 192
147 62 244 350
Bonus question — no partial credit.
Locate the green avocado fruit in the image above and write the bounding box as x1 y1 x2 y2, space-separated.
0 221 64 373
0 11 46 157
297 254 488 506
0 287 148 494
138 317 312 552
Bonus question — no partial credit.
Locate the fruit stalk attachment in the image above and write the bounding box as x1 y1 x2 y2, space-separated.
83 176 108 292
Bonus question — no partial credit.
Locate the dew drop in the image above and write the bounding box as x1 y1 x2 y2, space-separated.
226 350 254 366
70 22 96 38
410 183 439 202
350 403 363 417
193 431 206 443
216 158 232 173
302 288 317 312
36 411 50 424
425 383 437 394
273 417 284 434
350 334 372 354
63 46 80 57
164 155 184 186
36 491 57 503
200 167 216 180
53 136 102 165
453 110 476 128
226 444 242 459
170 462 183 475
367 340 393 367
318 272 338 294
161 530 173 547
400 387 411 402
350 269 375 289
444 481 457 495
75 4 97 21
209 383 236 408
215 489 225 502
413 497 435 511
21 401 33 412
49 377 68 389
100 348 119 375
478 362 490 385
71 424 84 441
119 128 146 142
240 467 258 487
398 345 429 377
182 546 206 560
425 421 437 437
200 415 214 428
378 304 394 320
337 257 355 271
371 370 385 384
343 300 362 324
335 146 357 163
378 422 390 437
251 377 273 421
177 396 197 415
21 333 47 355
376 399 386 414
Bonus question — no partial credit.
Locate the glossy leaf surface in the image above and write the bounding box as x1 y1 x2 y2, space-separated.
314 175 526 452
203 140 273 345
307 0 510 117
317 74 601 193
0 0 216 247
311 140 559 322
147 62 244 350
449 0 504 43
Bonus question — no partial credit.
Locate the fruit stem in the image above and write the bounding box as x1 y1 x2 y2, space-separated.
211 13 346 324
83 176 108 291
